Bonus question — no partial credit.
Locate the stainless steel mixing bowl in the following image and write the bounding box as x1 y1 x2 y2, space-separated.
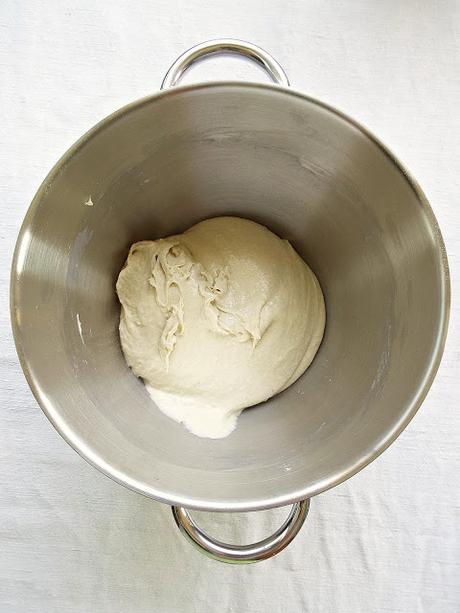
11 40 450 563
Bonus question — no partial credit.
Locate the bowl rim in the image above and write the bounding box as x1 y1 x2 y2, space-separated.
10 81 451 512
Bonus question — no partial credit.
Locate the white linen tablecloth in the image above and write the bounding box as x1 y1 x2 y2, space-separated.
1 1 459 611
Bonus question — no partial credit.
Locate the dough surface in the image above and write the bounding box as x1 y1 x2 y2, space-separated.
116 217 325 438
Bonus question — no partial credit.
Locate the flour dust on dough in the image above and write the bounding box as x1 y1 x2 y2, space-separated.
116 216 325 439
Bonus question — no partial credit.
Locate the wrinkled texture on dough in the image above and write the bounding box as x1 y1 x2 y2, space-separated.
116 217 325 438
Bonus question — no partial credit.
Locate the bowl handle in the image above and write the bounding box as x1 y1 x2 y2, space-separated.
161 39 289 89
171 499 309 564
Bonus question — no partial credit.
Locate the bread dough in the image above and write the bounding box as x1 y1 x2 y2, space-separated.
116 217 325 438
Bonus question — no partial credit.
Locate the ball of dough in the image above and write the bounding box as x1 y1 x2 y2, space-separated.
116 216 325 438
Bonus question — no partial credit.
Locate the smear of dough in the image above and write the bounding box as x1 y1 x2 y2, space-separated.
116 216 325 438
